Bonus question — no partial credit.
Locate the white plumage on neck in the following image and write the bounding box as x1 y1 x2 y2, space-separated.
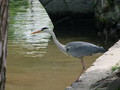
44 29 67 55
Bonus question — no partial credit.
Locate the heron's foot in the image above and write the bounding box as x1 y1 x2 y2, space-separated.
71 79 82 86
75 79 82 82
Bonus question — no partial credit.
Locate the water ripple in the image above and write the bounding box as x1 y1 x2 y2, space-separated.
8 0 53 58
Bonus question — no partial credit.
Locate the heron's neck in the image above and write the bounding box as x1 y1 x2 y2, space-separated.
46 30 67 54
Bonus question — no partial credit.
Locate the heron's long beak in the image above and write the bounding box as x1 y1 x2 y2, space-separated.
31 30 41 34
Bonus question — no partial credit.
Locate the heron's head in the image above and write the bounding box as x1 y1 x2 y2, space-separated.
31 27 49 34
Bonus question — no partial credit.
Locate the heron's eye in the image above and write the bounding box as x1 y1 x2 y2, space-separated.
42 27 48 31
66 47 71 52
66 48 69 52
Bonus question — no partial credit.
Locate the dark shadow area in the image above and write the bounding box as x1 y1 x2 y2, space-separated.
53 13 96 37
38 0 96 37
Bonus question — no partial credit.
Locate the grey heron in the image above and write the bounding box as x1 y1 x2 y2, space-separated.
31 27 107 82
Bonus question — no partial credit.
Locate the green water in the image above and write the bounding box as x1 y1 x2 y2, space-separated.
7 0 105 90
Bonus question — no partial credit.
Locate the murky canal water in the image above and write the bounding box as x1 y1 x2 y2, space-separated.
6 0 104 90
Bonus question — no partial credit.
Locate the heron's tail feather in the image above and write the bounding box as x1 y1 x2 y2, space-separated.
99 47 107 53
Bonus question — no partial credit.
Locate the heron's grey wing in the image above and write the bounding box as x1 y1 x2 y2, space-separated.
65 41 105 58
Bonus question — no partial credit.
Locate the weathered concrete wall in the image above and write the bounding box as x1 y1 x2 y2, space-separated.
65 40 120 90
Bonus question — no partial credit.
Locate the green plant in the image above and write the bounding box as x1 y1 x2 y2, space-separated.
112 66 120 71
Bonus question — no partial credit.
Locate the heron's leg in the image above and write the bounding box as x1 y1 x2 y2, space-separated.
80 57 86 74
76 57 86 82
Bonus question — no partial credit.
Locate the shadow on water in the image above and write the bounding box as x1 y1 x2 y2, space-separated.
7 0 113 90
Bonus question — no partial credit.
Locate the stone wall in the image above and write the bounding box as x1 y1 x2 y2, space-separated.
39 0 94 14
39 0 94 23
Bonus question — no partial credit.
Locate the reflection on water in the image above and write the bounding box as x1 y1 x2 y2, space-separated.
8 0 53 58
7 0 104 90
